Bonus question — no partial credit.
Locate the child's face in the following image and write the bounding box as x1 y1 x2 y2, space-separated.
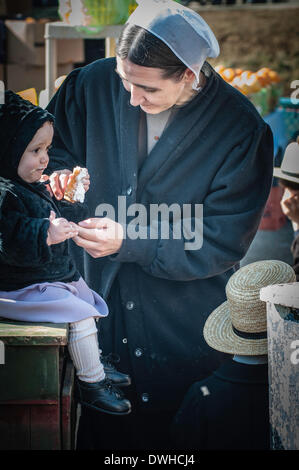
17 121 54 183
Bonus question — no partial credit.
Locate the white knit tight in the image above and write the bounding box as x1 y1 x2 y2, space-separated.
68 317 105 383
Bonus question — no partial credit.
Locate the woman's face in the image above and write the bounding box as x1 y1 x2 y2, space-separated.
17 121 54 183
116 57 195 114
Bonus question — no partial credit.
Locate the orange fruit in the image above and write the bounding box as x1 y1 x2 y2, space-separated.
215 64 225 73
222 68 236 82
240 70 252 82
231 76 243 92
268 70 280 83
258 67 271 74
245 74 262 94
256 68 271 87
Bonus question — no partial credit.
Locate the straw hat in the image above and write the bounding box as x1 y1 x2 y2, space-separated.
273 136 299 184
203 260 296 355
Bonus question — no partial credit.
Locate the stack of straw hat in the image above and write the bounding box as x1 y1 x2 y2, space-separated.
203 260 296 355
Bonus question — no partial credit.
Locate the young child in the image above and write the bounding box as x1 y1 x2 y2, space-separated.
0 90 131 415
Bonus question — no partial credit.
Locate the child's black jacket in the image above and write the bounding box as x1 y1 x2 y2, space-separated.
0 176 89 291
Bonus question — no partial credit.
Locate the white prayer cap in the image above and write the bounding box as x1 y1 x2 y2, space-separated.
127 0 220 89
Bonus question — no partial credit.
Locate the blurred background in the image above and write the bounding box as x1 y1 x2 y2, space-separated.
0 0 298 96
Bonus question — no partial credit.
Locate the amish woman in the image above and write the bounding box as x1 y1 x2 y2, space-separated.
46 0 273 449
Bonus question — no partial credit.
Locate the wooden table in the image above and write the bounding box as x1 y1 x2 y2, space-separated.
0 320 76 450
44 22 123 105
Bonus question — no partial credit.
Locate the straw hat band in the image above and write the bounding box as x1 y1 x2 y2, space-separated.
203 301 268 355
232 325 267 340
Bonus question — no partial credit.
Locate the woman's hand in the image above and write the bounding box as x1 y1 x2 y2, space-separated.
281 189 299 225
72 218 124 258
46 211 78 246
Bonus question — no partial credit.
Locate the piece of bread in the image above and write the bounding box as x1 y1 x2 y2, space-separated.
64 167 88 203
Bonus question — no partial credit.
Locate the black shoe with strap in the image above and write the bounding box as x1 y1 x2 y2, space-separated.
101 353 131 387
76 377 132 415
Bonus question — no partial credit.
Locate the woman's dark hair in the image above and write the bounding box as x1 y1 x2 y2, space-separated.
116 24 187 81
278 178 299 191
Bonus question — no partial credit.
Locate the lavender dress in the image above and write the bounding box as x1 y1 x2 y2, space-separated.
0 277 108 323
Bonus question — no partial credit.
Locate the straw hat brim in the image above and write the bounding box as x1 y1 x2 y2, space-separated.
203 301 268 356
273 167 299 184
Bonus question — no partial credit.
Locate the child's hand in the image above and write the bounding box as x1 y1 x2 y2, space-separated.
66 169 90 194
48 169 90 200
46 211 79 246
40 174 53 197
49 169 72 200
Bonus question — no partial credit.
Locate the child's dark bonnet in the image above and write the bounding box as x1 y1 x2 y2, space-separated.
0 90 54 179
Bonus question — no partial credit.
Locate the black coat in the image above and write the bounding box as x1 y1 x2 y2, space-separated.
46 58 274 416
0 177 88 290
172 359 270 450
